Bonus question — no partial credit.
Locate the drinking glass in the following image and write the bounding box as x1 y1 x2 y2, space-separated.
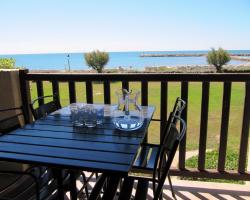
70 105 84 126
83 105 97 128
96 105 104 125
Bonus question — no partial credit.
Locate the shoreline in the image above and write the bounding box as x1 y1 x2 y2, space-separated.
140 54 250 63
140 53 250 58
30 63 250 73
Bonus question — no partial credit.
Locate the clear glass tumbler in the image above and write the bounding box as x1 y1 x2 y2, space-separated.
70 105 84 127
96 105 104 125
83 105 97 128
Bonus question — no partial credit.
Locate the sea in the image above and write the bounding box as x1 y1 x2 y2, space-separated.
0 50 250 71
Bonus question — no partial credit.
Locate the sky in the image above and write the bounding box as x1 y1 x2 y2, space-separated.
0 0 250 54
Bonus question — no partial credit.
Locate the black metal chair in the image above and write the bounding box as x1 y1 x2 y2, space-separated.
121 113 186 200
131 97 186 199
89 110 186 200
0 107 58 200
29 94 61 120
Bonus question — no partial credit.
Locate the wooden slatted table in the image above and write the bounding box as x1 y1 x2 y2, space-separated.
0 103 155 199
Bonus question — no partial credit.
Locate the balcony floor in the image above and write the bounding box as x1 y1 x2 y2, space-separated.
66 173 250 200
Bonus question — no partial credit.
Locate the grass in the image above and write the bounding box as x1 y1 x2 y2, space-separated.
29 81 248 172
182 150 245 184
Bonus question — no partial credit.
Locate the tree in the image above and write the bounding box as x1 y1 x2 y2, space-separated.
84 50 109 73
207 48 231 72
0 58 16 69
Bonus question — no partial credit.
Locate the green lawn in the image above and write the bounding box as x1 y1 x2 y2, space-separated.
182 150 244 184
30 81 247 170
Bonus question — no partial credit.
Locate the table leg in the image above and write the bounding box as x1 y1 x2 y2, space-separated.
69 170 77 200
54 169 64 199
102 176 121 199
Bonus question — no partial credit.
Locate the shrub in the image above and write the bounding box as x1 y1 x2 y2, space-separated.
0 58 16 69
84 50 109 73
207 48 231 72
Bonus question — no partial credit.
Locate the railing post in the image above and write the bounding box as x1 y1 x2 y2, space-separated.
36 81 44 106
141 81 148 106
238 82 250 173
160 81 168 143
69 81 76 103
86 81 93 103
122 81 129 91
103 81 111 104
179 81 188 170
19 69 32 123
52 80 60 103
141 81 148 142
198 81 210 171
218 82 231 172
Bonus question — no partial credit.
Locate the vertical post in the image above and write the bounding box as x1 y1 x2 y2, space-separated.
218 82 231 172
179 81 188 170
141 81 149 142
122 81 129 91
141 81 148 106
68 81 76 103
36 81 44 106
198 81 210 171
86 81 93 103
238 82 250 173
19 69 32 123
160 81 168 143
104 81 111 104
52 80 60 103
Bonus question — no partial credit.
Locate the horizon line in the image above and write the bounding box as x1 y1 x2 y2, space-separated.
1 48 250 56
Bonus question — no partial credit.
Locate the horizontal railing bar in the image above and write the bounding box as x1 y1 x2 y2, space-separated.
170 169 250 181
25 73 250 82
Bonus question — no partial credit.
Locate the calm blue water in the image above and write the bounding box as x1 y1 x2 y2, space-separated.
0 50 249 70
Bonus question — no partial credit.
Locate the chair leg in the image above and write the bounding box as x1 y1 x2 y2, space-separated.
168 174 176 200
81 172 89 198
159 192 163 200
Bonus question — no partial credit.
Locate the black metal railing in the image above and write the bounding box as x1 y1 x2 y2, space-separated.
19 69 250 181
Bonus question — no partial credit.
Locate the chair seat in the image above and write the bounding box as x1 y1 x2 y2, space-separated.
133 144 160 170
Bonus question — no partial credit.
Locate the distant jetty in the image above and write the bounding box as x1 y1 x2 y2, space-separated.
140 53 250 57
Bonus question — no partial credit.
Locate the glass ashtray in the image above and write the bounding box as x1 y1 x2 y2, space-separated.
112 110 144 131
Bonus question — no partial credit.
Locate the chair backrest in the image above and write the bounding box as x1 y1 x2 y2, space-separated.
0 107 27 134
30 95 61 120
161 97 186 145
153 115 186 200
